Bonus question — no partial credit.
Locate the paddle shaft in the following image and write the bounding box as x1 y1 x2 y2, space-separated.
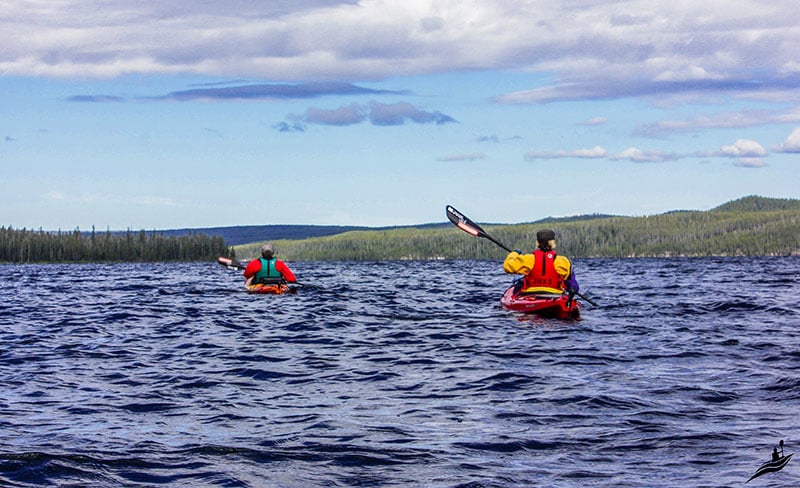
446 205 597 307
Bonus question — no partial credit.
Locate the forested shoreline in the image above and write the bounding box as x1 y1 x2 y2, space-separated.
3 196 799 263
0 227 230 263
235 196 800 261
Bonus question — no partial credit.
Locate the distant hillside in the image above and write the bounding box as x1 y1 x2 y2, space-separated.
161 222 449 246
230 196 800 260
711 195 800 212
159 224 370 245
163 214 614 246
527 213 618 224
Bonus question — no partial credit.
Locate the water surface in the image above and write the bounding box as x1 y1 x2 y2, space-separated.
1 258 798 486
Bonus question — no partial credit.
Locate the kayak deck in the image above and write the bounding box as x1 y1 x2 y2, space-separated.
500 286 581 320
245 283 295 295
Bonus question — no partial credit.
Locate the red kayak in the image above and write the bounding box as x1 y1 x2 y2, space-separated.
246 283 294 295
500 286 581 320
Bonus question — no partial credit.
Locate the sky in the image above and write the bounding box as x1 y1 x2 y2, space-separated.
2 0 799 230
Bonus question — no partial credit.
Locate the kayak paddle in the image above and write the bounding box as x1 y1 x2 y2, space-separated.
217 256 246 270
446 205 512 253
446 205 598 307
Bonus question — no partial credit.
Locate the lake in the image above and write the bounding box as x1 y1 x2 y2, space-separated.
1 257 798 487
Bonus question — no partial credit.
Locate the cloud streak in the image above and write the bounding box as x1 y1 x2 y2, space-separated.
523 134 793 166
436 152 486 162
46 191 181 207
774 127 800 153
525 146 607 160
634 106 800 137
159 82 404 101
4 0 799 106
67 82 404 103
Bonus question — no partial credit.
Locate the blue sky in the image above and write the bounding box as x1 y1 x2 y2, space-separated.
2 0 799 230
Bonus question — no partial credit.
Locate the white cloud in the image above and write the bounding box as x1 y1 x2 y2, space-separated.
525 146 607 160
692 138 771 168
717 139 768 158
0 0 798 108
774 127 800 153
635 106 800 137
610 147 680 163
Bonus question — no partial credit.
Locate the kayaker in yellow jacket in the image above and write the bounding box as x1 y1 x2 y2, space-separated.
503 229 579 295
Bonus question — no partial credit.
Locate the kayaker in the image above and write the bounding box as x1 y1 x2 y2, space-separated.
243 243 297 285
502 229 579 295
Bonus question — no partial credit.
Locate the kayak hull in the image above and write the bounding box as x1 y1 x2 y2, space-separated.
500 286 581 320
246 283 294 295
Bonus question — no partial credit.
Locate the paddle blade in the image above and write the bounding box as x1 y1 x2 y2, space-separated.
217 256 246 270
446 205 486 237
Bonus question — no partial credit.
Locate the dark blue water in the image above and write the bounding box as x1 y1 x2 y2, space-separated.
1 258 798 487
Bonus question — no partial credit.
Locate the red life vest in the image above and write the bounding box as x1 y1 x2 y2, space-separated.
522 249 565 292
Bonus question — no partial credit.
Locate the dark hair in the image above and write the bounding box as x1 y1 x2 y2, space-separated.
536 229 555 250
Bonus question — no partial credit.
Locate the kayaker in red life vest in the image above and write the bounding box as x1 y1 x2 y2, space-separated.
243 243 297 286
502 229 579 295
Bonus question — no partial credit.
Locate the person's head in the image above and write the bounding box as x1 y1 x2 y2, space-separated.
260 243 275 259
536 229 556 251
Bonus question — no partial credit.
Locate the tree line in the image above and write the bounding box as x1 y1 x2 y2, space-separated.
233 206 800 261
0 226 231 263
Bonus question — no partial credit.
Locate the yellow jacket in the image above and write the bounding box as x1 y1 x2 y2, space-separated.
503 251 572 294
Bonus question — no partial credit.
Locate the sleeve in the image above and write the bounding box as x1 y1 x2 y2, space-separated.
556 256 579 293
243 260 261 279
503 251 536 275
553 256 571 280
276 260 297 283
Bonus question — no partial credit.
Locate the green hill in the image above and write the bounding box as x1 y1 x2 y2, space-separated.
711 195 800 212
234 196 800 260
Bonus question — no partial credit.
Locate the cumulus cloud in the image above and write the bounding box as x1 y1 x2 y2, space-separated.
716 139 768 158
774 127 800 153
524 146 607 161
698 138 769 167
4 1 799 105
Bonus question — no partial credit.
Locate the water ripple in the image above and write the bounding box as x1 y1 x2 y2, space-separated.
0 258 798 486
